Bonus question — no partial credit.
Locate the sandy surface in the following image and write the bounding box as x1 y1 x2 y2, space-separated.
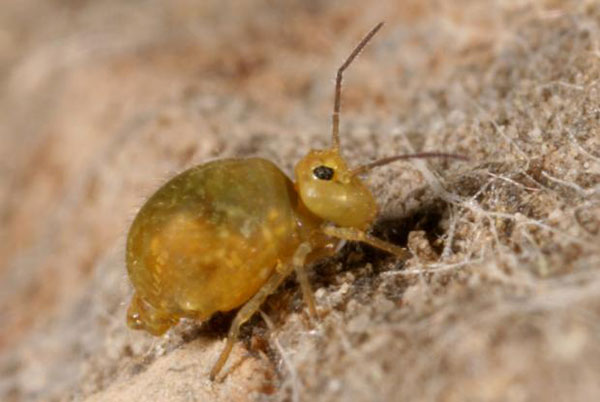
1 0 600 401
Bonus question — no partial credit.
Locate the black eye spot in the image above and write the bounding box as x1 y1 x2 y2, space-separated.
313 165 335 180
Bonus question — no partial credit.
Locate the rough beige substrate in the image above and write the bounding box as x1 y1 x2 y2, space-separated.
1 1 599 401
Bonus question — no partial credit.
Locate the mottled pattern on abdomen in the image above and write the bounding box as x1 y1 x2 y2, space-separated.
126 158 300 319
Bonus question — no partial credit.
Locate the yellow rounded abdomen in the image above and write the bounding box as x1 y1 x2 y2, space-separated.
126 158 300 332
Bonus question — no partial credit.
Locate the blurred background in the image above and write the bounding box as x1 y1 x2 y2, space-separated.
1 1 600 401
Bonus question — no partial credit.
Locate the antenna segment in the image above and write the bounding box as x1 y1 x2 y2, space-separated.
331 22 384 150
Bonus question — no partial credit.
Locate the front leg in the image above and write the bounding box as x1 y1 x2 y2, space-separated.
288 242 317 318
322 225 411 260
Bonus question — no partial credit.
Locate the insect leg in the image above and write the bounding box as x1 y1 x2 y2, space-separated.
290 242 318 318
322 226 411 260
209 242 312 380
209 269 286 380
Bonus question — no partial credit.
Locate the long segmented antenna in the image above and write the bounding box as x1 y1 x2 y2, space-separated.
351 152 469 176
331 22 384 150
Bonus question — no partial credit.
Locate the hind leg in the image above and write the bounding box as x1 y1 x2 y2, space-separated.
209 242 312 380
